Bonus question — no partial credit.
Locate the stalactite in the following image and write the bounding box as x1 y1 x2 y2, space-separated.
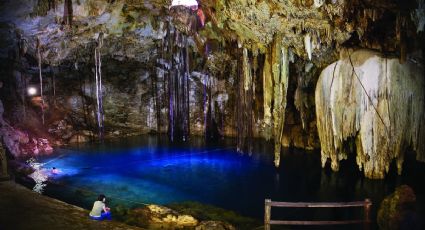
48 0 56 11
77 64 93 139
63 0 73 26
271 36 289 167
94 33 104 140
237 47 244 152
207 75 213 139
153 68 161 133
246 49 254 154
166 26 190 142
184 37 191 139
304 33 312 61
236 47 254 153
314 0 324 8
294 89 307 130
203 74 208 138
262 50 273 140
315 49 425 179
36 37 45 125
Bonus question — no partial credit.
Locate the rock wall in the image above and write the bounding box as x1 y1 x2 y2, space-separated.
0 0 319 151
2 0 423 174
316 49 425 179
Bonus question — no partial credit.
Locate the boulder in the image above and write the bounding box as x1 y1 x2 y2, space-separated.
143 204 198 229
378 185 424 230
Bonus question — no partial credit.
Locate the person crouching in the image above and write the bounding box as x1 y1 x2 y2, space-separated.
89 194 112 220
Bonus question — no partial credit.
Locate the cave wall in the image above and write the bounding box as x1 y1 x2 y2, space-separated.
0 0 318 151
0 0 424 178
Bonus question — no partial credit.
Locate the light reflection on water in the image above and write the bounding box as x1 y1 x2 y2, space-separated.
31 135 424 226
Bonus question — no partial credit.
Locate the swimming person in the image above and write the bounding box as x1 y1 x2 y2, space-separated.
89 194 112 220
51 167 60 174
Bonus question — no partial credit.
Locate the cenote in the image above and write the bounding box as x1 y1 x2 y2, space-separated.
1 0 425 229
21 135 423 229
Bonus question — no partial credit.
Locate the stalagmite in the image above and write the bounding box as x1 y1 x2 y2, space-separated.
315 49 425 179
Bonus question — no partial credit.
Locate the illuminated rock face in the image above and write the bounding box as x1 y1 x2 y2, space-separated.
315 49 425 179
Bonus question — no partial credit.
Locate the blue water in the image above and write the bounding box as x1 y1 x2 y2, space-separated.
31 135 425 226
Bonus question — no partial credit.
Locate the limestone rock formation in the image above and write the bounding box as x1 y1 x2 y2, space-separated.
378 185 423 230
143 204 198 229
0 0 423 176
195 221 236 230
316 49 425 179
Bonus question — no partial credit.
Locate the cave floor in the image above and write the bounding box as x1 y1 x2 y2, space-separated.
0 180 144 230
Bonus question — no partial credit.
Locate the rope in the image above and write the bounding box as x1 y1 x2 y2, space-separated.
347 49 391 139
42 153 68 166
385 57 393 149
329 58 339 95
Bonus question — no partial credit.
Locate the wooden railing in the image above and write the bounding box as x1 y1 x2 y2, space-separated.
264 199 372 230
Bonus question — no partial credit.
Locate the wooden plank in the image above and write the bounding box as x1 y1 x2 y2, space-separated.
268 201 367 208
269 220 365 225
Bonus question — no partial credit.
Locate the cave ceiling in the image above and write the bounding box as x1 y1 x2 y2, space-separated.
0 0 423 67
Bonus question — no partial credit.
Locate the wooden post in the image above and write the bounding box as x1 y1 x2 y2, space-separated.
0 143 10 180
364 199 371 230
265 199 271 230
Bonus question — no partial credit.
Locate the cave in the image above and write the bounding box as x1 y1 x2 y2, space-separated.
0 0 424 229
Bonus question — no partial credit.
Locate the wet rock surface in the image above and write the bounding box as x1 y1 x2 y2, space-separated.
144 204 199 228
195 221 236 230
378 185 424 230
0 181 144 230
113 203 240 230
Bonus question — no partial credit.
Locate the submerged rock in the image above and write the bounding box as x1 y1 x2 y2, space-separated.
138 204 198 229
195 221 236 230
